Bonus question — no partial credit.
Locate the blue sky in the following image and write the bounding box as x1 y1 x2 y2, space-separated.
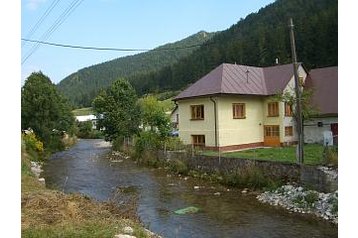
21 0 275 84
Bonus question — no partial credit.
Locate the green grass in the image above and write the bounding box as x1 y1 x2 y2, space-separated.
72 107 93 116
202 144 326 165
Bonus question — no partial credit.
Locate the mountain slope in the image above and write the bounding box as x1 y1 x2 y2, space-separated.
57 31 215 107
128 0 337 95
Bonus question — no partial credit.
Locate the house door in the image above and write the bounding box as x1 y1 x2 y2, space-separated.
264 125 280 147
331 123 338 145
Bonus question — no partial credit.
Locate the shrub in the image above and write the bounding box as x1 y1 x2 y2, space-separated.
219 161 276 189
23 132 44 154
168 159 189 175
164 137 186 151
304 191 319 205
22 132 45 161
322 146 338 167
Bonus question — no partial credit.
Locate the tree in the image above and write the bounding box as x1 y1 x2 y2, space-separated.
21 71 75 147
92 78 140 142
138 96 171 138
276 88 318 123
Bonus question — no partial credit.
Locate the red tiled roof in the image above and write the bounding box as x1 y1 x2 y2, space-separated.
305 66 338 115
174 63 296 100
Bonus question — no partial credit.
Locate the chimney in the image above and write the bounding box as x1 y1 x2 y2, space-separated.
245 68 250 83
275 58 279 65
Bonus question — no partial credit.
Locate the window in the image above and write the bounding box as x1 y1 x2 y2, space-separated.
285 126 293 136
191 105 204 120
268 102 279 117
285 102 293 117
192 135 205 146
233 103 246 119
265 125 280 137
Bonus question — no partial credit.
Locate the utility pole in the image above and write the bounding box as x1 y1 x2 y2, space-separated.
289 18 304 164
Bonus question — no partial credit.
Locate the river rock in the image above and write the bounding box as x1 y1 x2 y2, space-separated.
214 192 221 196
123 226 134 235
194 186 200 190
113 235 136 238
38 178 45 183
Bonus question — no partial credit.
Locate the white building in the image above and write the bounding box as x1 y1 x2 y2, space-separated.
304 66 338 145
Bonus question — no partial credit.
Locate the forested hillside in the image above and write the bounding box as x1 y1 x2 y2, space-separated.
58 0 337 108
57 31 215 107
129 0 337 95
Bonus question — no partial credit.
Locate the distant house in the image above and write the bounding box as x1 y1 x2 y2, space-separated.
173 63 308 151
75 114 97 129
304 66 338 145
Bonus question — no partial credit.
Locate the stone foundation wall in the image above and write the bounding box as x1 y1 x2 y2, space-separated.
158 151 337 192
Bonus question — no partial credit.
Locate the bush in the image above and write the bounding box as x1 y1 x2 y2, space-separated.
23 132 44 154
76 121 103 139
134 131 161 156
322 146 338 167
220 161 279 189
304 191 319 205
168 159 189 175
164 137 186 151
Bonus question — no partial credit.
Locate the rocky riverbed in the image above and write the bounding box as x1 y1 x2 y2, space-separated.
257 184 338 224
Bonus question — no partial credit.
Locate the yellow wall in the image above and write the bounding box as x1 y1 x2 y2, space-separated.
216 96 264 146
178 98 216 146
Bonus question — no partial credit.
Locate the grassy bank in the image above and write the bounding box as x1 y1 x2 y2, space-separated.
202 144 337 166
72 107 93 116
21 141 154 238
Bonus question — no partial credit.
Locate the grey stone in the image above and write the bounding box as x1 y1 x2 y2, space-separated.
123 226 134 235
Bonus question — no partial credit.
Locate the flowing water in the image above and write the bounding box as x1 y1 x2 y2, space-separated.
42 139 337 238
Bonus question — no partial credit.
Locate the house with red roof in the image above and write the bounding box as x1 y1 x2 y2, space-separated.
304 66 338 145
173 62 308 151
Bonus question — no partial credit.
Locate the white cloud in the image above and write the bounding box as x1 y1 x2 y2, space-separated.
26 0 47 11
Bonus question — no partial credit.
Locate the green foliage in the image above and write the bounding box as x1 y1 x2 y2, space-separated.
164 137 186 151
138 95 171 138
21 71 76 150
322 146 338 167
57 32 215 107
76 121 103 139
134 131 161 155
167 159 189 175
220 162 275 189
92 78 141 142
22 132 44 155
275 88 319 122
304 191 319 205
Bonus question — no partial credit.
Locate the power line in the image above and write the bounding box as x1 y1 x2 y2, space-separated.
21 38 206 52
22 0 85 65
22 0 61 47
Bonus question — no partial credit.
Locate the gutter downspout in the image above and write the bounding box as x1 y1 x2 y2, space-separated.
210 97 220 164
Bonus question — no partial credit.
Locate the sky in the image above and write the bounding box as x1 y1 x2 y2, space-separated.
21 0 276 85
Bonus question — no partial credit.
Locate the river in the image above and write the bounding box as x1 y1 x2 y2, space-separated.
42 139 337 238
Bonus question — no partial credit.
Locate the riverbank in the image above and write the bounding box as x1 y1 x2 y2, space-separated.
111 149 338 225
21 142 159 238
257 184 338 224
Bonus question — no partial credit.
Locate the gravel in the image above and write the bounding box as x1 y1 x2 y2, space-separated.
257 184 338 224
